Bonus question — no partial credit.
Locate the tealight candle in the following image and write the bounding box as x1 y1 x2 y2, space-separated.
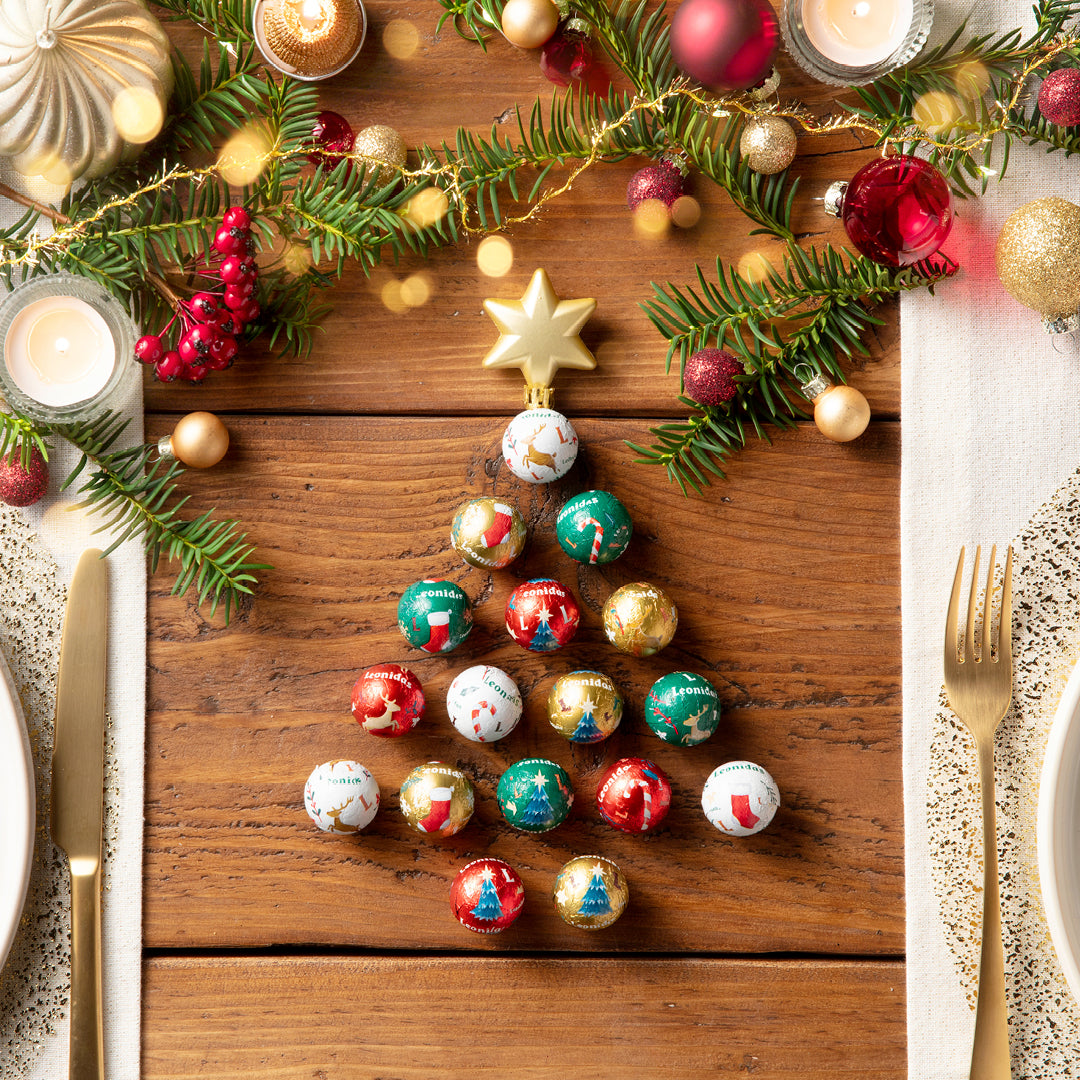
780 0 932 85
253 0 366 81
0 274 134 424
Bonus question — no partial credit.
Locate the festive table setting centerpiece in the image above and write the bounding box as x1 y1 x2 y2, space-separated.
2 0 1080 1076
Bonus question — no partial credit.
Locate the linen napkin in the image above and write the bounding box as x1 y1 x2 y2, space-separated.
900 2 1080 1077
0 167 147 1080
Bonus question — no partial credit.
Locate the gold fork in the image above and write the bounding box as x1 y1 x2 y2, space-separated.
943 545 1013 1080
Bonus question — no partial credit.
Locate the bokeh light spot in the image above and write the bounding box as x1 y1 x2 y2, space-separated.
477 235 514 277
112 87 165 145
954 61 990 101
633 198 670 239
282 241 313 276
404 187 449 230
383 19 420 58
670 195 701 229
913 90 964 135
737 250 775 284
400 273 432 307
218 124 273 186
381 278 408 314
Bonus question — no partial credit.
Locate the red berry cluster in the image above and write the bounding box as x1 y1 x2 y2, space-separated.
133 206 261 383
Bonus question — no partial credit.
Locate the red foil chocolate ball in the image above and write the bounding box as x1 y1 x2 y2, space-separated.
450 857 525 933
505 578 580 652
350 663 425 737
596 757 672 833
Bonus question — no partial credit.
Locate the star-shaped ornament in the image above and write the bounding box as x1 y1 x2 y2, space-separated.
483 268 596 408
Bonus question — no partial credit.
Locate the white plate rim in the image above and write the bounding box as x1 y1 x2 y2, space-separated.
1037 653 1080 1004
0 646 34 971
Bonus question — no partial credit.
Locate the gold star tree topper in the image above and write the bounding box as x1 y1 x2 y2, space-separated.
482 268 596 408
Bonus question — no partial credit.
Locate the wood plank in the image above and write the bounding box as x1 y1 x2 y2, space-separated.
142 956 906 1078
143 415 902 952
144 11 902 419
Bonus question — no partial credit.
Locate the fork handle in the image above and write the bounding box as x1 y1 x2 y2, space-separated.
970 737 1011 1080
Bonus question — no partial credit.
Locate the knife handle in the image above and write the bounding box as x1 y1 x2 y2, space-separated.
69 861 104 1080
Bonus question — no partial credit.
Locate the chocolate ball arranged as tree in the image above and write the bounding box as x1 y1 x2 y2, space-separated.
626 160 687 211
397 579 473 654
450 496 527 569
670 0 779 90
399 761 475 837
450 858 525 933
497 757 574 832
351 663 425 737
701 760 780 837
505 578 580 651
644 671 721 746
1039 68 1080 126
553 855 629 929
556 489 632 565
502 407 578 483
596 757 672 833
446 664 522 743
683 348 743 406
547 670 624 743
304 760 380 833
602 582 678 656
500 0 559 49
0 445 48 507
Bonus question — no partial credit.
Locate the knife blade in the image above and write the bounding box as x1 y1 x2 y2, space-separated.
50 548 107 1080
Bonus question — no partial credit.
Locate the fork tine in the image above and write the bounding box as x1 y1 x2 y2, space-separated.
946 546 965 667
998 545 1013 664
983 544 997 663
965 545 981 665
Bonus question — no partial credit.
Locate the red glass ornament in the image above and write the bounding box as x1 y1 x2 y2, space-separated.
351 664 426 737
670 0 778 90
836 155 953 268
626 161 686 210
539 23 609 94
450 858 525 934
597 757 672 833
505 578 580 652
683 348 743 405
1039 68 1080 126
310 110 355 165
0 446 48 507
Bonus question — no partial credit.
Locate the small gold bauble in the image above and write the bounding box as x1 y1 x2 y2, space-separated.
995 196 1080 323
354 124 407 183
553 855 629 930
500 0 559 49
168 412 230 468
602 582 677 657
739 115 797 175
812 384 870 443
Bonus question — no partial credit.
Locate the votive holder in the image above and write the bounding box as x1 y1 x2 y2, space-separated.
253 0 367 81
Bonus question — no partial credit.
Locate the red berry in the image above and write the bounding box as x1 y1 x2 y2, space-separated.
205 352 234 371
219 255 256 284
0 445 49 507
226 280 257 302
237 300 261 324
190 292 219 320
182 363 209 383
134 334 164 364
222 206 252 231
214 310 243 335
178 331 200 365
210 334 238 363
213 224 246 256
223 289 249 311
154 351 184 382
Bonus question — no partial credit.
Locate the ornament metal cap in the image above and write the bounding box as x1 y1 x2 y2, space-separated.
823 181 847 219
1044 311 1080 335
748 66 781 100
799 371 831 400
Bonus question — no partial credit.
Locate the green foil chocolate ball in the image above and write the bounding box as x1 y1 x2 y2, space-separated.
556 490 633 565
497 757 574 832
547 670 623 744
451 497 527 570
397 579 474 654
644 671 721 746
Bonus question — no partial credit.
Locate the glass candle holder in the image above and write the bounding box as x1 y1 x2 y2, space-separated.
780 0 933 86
253 0 366 81
0 273 135 425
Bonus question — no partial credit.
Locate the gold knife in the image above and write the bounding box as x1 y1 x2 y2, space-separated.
50 549 107 1080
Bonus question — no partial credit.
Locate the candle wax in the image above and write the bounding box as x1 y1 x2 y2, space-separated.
5 296 116 407
802 0 913 67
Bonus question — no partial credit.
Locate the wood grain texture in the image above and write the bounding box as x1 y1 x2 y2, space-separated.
142 956 906 1078
144 415 902 953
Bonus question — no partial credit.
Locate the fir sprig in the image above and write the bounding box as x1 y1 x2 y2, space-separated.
0 412 49 471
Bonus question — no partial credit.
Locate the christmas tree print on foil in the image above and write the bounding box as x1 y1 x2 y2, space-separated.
579 864 612 916
530 607 558 651
521 771 555 828
570 694 602 743
470 865 504 921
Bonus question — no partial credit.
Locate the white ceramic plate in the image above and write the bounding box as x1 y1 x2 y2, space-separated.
0 647 34 971
1038 656 1080 1004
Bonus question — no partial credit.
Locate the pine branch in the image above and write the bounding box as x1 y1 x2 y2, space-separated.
0 412 50 470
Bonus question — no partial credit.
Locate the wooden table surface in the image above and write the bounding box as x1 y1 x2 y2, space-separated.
141 7 906 1076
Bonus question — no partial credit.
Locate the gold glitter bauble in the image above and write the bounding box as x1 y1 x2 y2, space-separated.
259 0 364 79
553 855 629 929
167 412 230 468
399 761 474 837
739 115 797 175
602 582 677 657
812 384 870 443
500 0 559 49
547 670 623 743
995 197 1080 326
354 124 408 183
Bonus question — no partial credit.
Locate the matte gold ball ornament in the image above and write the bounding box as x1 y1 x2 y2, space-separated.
995 196 1080 334
354 124 407 184
500 0 559 49
799 372 870 443
159 412 231 468
739 115 797 175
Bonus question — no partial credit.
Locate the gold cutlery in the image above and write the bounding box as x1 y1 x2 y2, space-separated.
943 545 1013 1080
50 549 108 1080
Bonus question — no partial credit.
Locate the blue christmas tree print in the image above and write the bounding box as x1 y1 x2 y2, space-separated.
530 606 557 651
571 694 601 742
579 865 612 916
470 866 503 921
522 771 554 826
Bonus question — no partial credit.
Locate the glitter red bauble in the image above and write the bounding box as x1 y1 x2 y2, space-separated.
1039 68 1080 126
597 757 672 833
0 446 48 507
450 858 525 933
683 348 743 405
669 0 778 91
351 663 425 737
839 155 953 268
626 161 686 210
505 578 580 652
310 110 355 165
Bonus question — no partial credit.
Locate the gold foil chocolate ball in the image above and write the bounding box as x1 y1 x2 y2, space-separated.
399 761 474 837
547 670 623 744
354 124 407 184
739 115 797 175
500 0 559 48
450 497 527 570
553 855 629 930
602 582 678 657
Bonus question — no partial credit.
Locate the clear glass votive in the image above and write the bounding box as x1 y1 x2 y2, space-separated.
253 0 367 81
0 273 135 425
781 0 934 86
